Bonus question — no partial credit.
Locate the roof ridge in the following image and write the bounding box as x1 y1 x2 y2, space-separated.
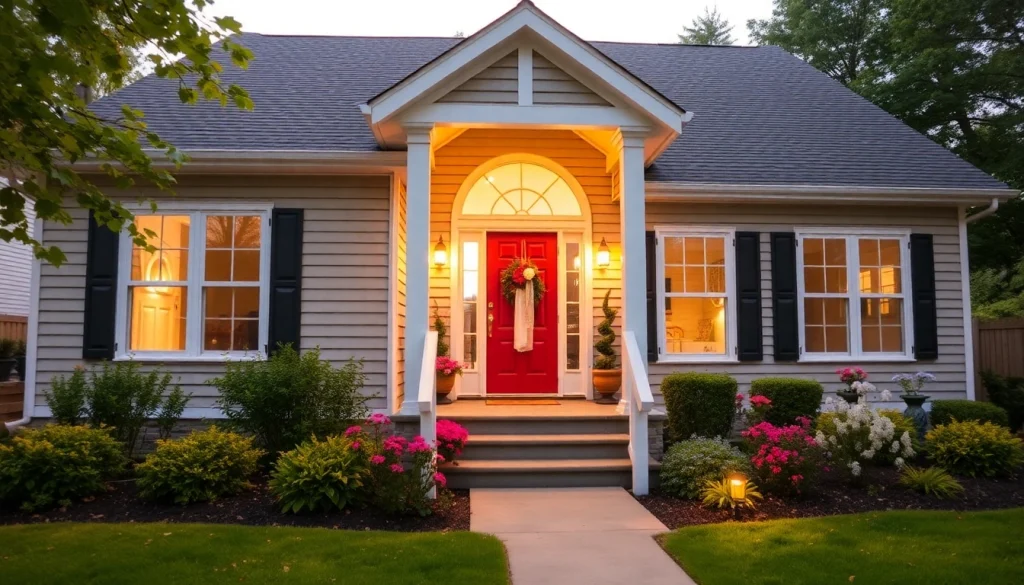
239 31 762 49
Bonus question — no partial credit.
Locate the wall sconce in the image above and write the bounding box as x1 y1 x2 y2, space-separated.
595 238 611 269
433 235 448 267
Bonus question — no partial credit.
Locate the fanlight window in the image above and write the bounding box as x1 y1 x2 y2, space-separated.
462 162 582 216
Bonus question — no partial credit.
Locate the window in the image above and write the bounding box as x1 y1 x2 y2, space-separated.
797 230 912 360
565 241 581 370
462 162 582 216
461 241 479 369
655 228 736 361
118 207 271 359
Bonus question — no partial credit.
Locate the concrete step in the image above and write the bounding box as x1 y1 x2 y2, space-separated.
441 458 661 489
447 416 629 436
462 433 630 460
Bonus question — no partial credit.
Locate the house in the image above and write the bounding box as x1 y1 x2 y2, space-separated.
17 2 1016 493
0 190 34 320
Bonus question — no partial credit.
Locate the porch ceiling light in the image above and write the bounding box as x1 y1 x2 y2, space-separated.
434 235 448 267
596 237 611 269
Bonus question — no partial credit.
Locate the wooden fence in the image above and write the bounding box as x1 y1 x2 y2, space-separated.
973 318 1024 401
0 314 28 342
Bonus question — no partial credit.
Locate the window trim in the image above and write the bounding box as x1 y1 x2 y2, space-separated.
795 227 915 362
654 226 738 364
114 203 273 362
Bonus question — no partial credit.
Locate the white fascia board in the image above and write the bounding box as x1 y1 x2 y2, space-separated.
646 181 1021 205
401 103 650 130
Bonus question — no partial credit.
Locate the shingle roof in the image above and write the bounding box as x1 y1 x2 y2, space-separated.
91 33 1007 190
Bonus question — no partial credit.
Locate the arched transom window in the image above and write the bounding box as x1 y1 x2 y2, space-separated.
462 162 582 216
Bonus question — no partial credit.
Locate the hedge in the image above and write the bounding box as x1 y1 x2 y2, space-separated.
930 400 1010 429
662 373 737 443
981 371 1024 432
750 377 823 426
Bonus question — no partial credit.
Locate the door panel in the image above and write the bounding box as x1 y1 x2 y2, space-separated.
486 232 559 394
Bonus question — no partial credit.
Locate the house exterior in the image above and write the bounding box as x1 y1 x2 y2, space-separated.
0 194 34 318
18 2 1017 492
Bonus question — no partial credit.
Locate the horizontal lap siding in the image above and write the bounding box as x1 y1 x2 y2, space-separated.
645 203 967 406
35 175 392 412
532 54 610 107
430 129 621 362
438 51 518 104
0 201 35 316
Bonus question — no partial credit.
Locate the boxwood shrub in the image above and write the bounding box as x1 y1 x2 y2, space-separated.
926 420 1024 478
750 377 823 426
659 437 749 499
980 371 1024 432
662 372 737 443
930 400 1010 429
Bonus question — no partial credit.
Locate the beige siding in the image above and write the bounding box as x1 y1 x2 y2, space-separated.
532 54 610 107
437 51 518 104
395 182 408 411
430 128 621 360
0 199 35 316
35 175 392 413
646 203 968 405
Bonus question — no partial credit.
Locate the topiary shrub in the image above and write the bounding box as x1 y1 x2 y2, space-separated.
660 437 750 499
930 400 1010 429
594 290 617 370
0 424 125 511
926 420 1024 478
270 435 367 514
136 427 263 505
980 371 1024 432
750 377 823 426
661 372 737 442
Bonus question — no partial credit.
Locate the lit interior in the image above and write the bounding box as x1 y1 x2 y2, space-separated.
663 236 727 355
462 162 582 216
129 215 190 351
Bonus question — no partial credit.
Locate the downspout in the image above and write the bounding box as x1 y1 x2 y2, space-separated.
4 216 42 434
966 197 1000 224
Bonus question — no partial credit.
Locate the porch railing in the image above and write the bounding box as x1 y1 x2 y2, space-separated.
417 330 439 499
622 331 654 495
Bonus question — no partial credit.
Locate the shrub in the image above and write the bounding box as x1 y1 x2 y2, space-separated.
700 477 763 510
897 466 965 500
815 401 915 480
660 437 749 499
270 435 367 513
594 290 617 369
750 377 823 426
436 420 469 464
742 419 823 494
930 400 1010 428
876 409 920 465
926 420 1024 478
0 425 125 511
136 427 263 505
46 367 88 425
662 373 737 443
980 371 1024 431
213 345 370 453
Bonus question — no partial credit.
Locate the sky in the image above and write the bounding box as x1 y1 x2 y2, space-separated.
209 0 776 45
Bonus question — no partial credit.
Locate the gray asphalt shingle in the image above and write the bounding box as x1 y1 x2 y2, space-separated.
90 33 1006 190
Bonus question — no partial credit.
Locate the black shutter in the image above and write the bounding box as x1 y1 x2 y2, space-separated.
269 209 304 354
645 231 657 363
82 214 119 359
736 232 763 361
910 233 938 360
770 232 800 361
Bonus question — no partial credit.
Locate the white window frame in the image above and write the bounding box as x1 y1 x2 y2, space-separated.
114 202 273 362
795 227 915 362
654 226 738 363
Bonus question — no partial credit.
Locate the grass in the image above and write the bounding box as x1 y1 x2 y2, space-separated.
0 523 508 585
661 509 1024 585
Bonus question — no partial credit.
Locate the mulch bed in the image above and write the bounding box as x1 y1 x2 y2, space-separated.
0 476 470 532
637 467 1024 530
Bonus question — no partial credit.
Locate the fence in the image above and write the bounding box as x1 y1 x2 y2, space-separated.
0 314 28 342
973 317 1024 401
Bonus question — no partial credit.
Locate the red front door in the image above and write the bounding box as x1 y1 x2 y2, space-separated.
486 232 559 394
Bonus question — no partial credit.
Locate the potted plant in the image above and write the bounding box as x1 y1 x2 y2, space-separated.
435 356 465 404
892 372 935 440
14 340 26 381
593 290 620 404
0 338 16 382
836 367 872 404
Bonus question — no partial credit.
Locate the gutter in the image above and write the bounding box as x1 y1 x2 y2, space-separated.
646 182 1019 206
965 198 1000 224
4 216 42 433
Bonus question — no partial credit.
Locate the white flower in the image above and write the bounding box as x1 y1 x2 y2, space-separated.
815 431 827 446
861 449 875 459
880 389 892 402
849 461 862 476
894 457 905 468
523 267 536 281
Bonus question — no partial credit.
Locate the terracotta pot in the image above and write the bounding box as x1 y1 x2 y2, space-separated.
436 373 456 404
593 369 621 404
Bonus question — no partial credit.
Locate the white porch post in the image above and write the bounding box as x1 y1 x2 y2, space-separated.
400 125 433 415
616 130 648 410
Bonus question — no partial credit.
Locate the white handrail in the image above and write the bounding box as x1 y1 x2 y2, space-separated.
622 331 654 495
417 330 439 499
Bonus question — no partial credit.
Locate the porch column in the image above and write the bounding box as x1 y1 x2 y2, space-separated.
401 125 433 415
616 129 649 379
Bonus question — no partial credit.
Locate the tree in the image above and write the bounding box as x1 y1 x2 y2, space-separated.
1 0 254 266
680 7 736 46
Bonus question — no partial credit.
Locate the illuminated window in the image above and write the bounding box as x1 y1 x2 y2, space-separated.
565 241 581 370
797 231 910 358
462 241 479 369
462 162 582 216
120 208 270 358
656 229 736 361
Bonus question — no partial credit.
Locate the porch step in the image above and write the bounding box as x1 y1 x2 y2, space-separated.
453 416 629 436
462 433 630 460
441 457 662 489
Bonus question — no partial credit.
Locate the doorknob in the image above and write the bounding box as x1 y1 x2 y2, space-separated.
488 313 494 337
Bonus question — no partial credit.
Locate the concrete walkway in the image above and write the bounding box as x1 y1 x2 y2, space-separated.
471 488 697 585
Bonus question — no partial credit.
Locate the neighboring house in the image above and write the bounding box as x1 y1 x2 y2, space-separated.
0 196 34 317
22 2 1017 492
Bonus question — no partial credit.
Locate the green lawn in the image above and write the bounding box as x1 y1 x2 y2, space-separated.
0 523 508 585
662 509 1024 585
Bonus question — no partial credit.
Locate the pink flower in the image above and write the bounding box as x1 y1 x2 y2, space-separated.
435 356 465 376
367 413 392 426
436 454 446 463
750 395 772 407
408 436 433 454
390 463 404 473
350 441 361 451
344 425 362 437
384 435 408 455
434 472 447 488
370 455 386 465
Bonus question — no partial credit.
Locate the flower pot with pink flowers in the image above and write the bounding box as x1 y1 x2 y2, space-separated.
435 356 465 404
436 419 469 466
836 367 874 404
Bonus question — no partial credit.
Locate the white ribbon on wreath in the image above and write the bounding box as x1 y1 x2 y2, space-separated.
513 240 535 352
